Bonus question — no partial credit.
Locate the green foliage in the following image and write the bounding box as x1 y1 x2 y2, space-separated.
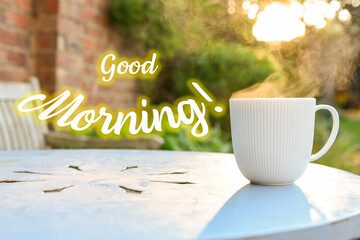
313 113 360 175
141 43 275 104
108 0 181 57
340 116 360 142
162 124 232 153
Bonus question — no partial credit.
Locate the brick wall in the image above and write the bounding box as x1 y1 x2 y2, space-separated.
0 0 33 82
0 0 138 109
34 0 57 93
56 0 139 107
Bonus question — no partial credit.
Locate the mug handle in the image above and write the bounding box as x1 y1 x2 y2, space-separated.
310 105 340 162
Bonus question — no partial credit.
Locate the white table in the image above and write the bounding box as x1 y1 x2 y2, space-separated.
0 150 359 239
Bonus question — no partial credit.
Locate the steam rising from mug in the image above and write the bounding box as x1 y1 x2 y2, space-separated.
231 33 360 100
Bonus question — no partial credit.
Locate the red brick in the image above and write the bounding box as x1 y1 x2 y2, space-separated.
59 1 81 20
97 96 106 104
63 35 83 53
83 38 97 51
41 84 56 93
76 0 86 5
0 70 13 81
68 41 83 53
97 0 110 9
85 0 94 6
15 0 32 12
96 41 106 51
58 72 83 87
36 15 57 32
0 50 4 64
7 50 26 67
36 69 56 92
83 53 94 64
83 24 101 38
36 0 58 13
57 54 83 70
0 69 30 82
15 32 30 48
36 33 56 49
0 27 30 48
15 69 30 81
4 10 30 29
57 54 74 69
46 0 58 13
0 27 16 45
69 5 82 21
39 83 56 93
83 9 97 22
36 53 56 68
58 18 79 34
0 7 3 20
37 70 56 83
96 15 108 27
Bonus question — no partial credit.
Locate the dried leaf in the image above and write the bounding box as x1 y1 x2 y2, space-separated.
67 165 82 171
0 180 45 183
119 185 142 194
120 166 138 171
43 185 73 194
150 180 194 184
149 171 187 175
13 171 52 175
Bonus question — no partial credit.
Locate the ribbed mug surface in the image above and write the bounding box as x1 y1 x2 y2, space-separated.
230 98 316 185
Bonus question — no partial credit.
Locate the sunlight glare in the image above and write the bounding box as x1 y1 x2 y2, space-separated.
315 19 327 28
252 3 306 42
242 1 251 10
249 0 354 42
303 2 326 26
248 4 259 19
329 0 341 11
338 9 351 21
228 6 236 14
228 0 236 15
352 0 360 7
290 1 304 18
315 1 336 19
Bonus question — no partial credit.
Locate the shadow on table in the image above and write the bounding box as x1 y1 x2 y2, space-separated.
199 183 315 239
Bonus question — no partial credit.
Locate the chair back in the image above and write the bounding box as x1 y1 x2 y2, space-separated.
0 77 47 150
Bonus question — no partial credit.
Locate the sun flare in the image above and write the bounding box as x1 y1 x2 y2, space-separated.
237 0 355 42
252 3 306 42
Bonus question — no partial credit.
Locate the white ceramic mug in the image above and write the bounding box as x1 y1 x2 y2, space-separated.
229 98 339 185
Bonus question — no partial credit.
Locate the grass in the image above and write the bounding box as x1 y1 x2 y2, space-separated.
314 113 360 175
340 116 360 142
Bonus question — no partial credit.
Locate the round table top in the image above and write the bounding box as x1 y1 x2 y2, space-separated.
0 150 360 240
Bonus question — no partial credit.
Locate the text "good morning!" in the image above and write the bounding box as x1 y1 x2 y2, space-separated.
97 50 161 85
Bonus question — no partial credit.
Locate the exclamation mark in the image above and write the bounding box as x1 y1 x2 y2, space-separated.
191 82 223 113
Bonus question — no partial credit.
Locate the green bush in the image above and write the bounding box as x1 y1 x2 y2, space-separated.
140 43 275 103
108 0 181 57
312 112 360 174
162 124 232 153
139 43 275 136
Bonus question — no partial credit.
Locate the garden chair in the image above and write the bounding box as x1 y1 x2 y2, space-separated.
0 77 46 150
0 77 164 151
